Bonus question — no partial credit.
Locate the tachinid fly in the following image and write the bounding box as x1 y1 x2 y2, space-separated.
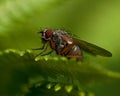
34 29 112 61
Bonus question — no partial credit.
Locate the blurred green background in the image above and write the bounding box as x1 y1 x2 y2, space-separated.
0 0 120 96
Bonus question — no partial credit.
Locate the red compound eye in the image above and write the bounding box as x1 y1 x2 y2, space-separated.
44 29 52 39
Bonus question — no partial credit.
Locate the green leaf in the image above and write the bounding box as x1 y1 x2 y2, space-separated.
0 49 120 96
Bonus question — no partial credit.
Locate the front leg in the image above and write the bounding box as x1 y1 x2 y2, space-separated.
32 43 45 50
35 43 49 57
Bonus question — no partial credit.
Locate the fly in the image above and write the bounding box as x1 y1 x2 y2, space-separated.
33 29 112 61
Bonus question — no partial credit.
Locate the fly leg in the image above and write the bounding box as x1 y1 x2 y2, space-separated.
66 54 82 61
32 43 45 50
35 43 49 57
40 50 54 56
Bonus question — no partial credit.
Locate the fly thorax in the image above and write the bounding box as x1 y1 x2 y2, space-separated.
52 31 67 53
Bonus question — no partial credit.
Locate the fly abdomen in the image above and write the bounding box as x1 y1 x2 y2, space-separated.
65 45 82 61
68 45 82 56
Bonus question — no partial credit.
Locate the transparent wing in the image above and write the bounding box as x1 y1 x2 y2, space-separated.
73 38 112 57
